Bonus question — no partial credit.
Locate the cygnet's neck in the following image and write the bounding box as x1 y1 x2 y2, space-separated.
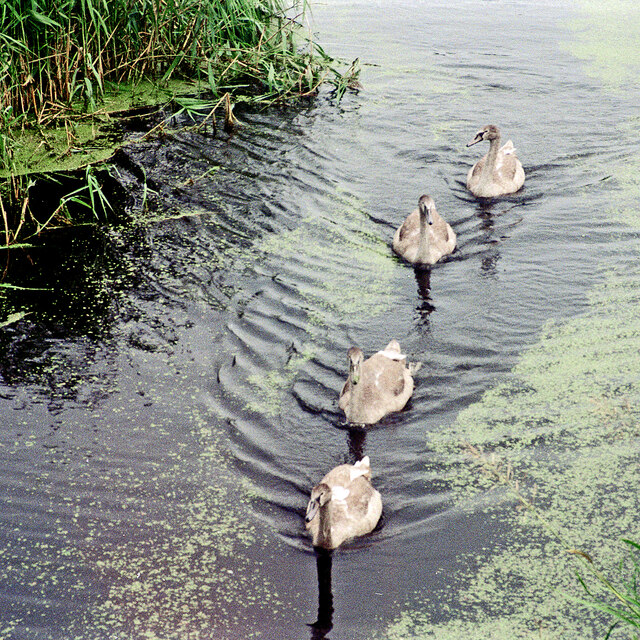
349 365 367 414
316 504 334 548
417 205 431 262
479 136 501 188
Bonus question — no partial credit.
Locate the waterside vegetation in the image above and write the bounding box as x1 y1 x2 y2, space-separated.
465 444 640 638
0 0 357 248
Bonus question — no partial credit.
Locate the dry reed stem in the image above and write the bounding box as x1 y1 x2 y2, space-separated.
461 440 636 612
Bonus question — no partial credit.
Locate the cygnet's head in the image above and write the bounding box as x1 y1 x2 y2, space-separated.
467 124 501 147
305 483 332 523
347 347 364 384
418 194 435 225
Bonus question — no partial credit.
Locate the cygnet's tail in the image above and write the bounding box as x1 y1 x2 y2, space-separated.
408 361 422 375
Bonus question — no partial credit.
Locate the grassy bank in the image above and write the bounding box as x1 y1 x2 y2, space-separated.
0 0 354 249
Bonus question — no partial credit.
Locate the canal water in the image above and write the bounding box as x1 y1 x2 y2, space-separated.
1 1 640 639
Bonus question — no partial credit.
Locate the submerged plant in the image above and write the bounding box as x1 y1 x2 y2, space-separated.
0 165 113 251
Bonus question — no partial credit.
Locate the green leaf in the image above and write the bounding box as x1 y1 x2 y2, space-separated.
0 311 29 327
30 10 62 28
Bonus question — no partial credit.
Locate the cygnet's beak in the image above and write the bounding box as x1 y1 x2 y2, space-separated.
466 133 483 147
419 202 434 225
305 498 320 523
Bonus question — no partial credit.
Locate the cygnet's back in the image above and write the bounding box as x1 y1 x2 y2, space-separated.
305 457 382 550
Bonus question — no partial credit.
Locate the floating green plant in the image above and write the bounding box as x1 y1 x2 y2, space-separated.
241 190 398 416
382 6 640 630
75 409 287 638
246 345 316 417
258 190 397 330
563 0 640 93
382 253 640 639
0 310 28 327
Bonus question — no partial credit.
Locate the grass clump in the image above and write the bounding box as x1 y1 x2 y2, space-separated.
0 0 346 121
0 0 357 249
575 538 640 639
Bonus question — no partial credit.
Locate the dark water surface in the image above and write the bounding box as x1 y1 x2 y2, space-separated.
1 1 639 638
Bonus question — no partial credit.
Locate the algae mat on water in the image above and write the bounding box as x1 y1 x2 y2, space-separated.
0 392 286 639
241 189 398 417
563 0 640 93
0 81 198 178
73 405 287 640
384 261 640 639
382 2 640 637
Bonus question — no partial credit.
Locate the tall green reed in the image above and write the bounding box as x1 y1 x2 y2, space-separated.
0 0 351 248
0 0 342 119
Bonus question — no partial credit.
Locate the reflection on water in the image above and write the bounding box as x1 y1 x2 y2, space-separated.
412 267 436 316
1 0 640 639
309 550 334 639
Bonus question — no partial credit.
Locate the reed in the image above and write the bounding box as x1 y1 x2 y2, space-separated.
0 0 342 120
0 0 354 249
464 443 640 638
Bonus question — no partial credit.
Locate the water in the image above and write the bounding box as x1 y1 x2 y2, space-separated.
1 1 640 638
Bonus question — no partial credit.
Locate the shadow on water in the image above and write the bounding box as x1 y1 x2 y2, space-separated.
413 267 437 318
309 550 334 639
346 426 367 462
0 227 129 398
